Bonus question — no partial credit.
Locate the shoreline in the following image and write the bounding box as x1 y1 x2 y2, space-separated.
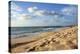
11 26 71 39
10 26 78 53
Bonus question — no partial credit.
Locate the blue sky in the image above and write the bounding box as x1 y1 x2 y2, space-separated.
10 1 78 27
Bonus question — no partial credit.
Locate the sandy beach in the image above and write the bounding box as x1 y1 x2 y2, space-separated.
10 26 78 53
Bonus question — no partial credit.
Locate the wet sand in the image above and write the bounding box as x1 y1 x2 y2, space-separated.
10 26 78 53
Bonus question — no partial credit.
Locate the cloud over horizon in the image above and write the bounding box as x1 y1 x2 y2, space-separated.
10 2 78 27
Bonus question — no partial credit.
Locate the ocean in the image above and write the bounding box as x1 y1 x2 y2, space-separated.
9 26 68 38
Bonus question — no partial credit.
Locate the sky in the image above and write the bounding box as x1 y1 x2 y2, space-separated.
10 1 78 27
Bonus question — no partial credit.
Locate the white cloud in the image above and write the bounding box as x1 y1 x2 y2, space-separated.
11 2 22 12
61 6 77 16
11 11 19 19
60 6 78 25
34 10 45 16
27 6 38 13
27 6 46 16
51 11 55 14
11 13 32 27
11 2 25 20
27 6 58 17
27 7 34 13
11 2 31 27
27 6 59 17
33 6 38 10
11 2 77 27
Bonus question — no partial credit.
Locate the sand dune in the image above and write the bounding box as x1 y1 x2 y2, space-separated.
10 26 78 53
